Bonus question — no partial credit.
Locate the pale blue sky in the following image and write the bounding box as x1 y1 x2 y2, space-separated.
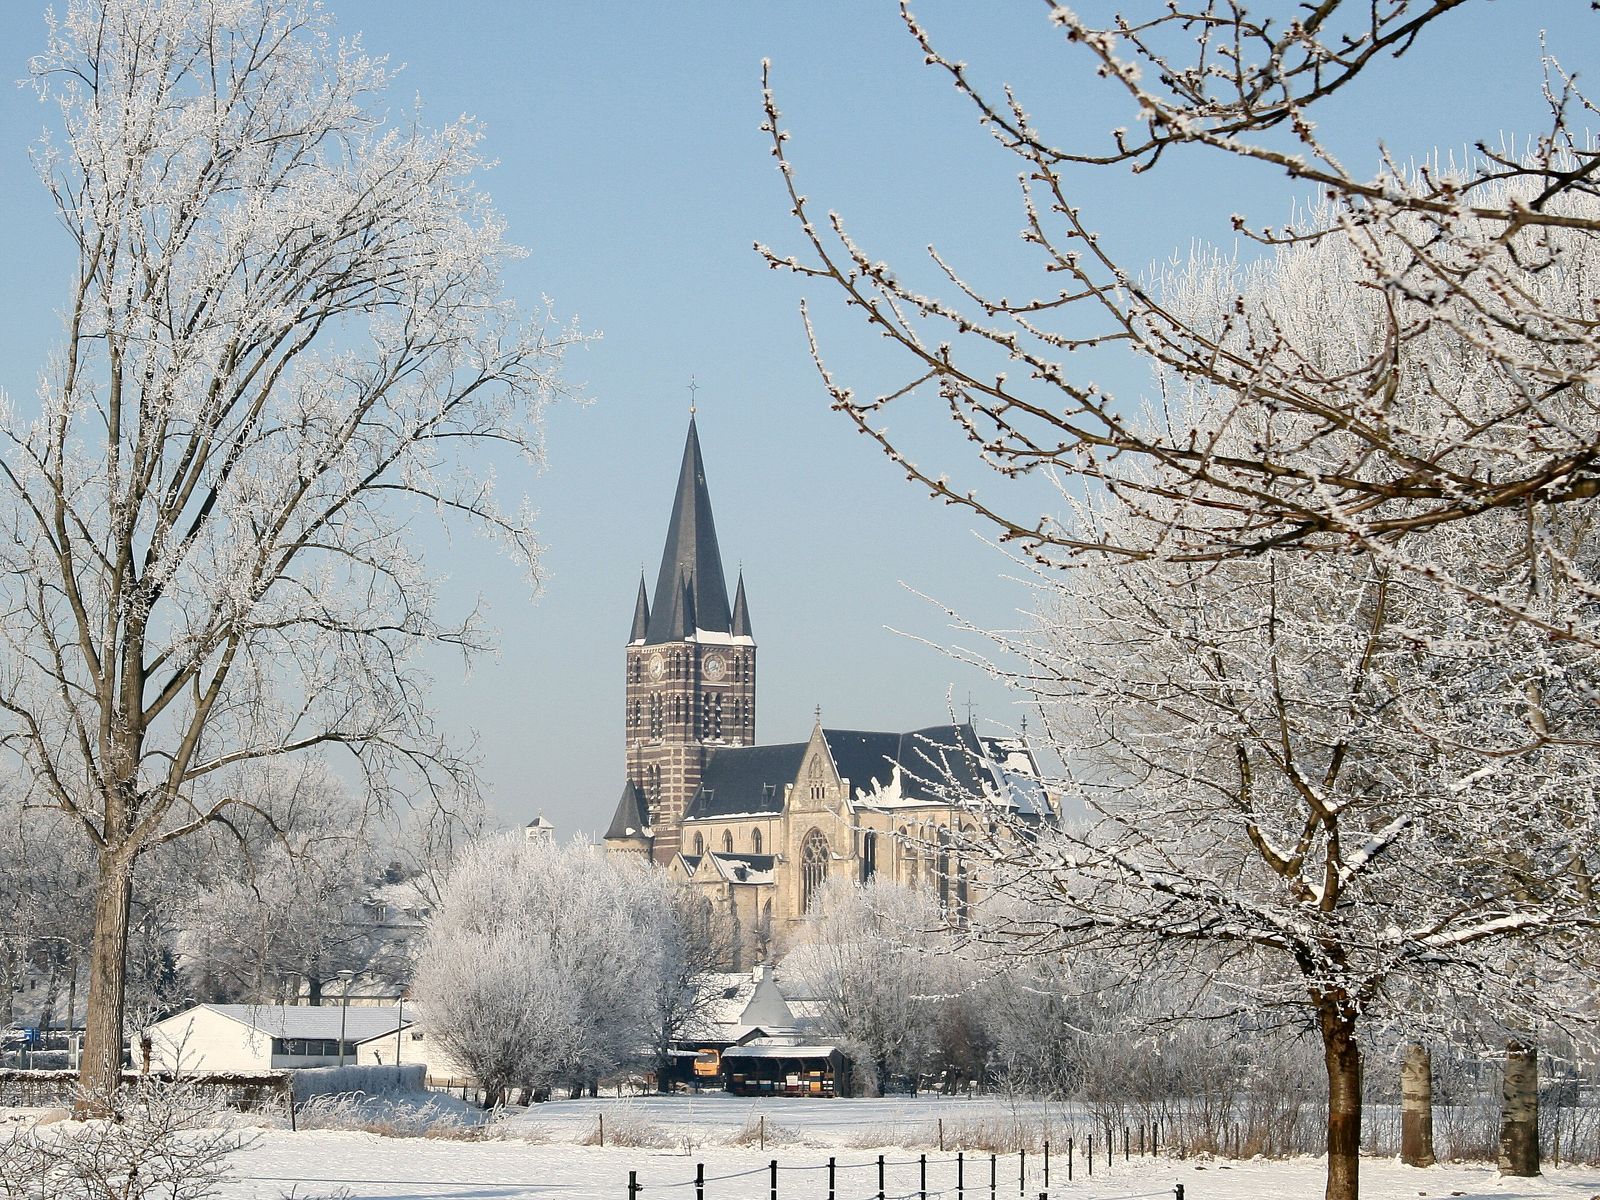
0 3 1591 840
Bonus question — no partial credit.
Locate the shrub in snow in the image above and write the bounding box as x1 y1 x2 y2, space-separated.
0 1076 247 1199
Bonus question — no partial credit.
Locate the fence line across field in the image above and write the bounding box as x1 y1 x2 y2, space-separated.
622 1141 1185 1200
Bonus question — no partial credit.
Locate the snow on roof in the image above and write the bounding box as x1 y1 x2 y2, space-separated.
723 1042 844 1059
159 1003 408 1043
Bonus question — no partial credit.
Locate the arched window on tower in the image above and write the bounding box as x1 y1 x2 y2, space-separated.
722 830 733 854
860 830 877 883
801 829 829 912
752 827 763 855
650 694 663 739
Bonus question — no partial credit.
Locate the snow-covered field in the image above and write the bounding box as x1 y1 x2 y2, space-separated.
214 1094 1600 1200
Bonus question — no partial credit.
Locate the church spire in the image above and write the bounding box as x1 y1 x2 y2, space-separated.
645 416 732 644
629 573 650 643
731 571 752 639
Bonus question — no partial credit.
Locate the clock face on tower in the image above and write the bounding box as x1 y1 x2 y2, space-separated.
649 653 665 680
704 654 727 681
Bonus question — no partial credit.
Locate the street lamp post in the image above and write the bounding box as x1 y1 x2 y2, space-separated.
336 970 355 1067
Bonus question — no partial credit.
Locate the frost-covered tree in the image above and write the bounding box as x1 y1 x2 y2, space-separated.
784 878 960 1097
968 477 1599 1198
414 837 685 1105
761 4 1600 645
177 765 393 1005
638 877 731 1094
0 0 579 1104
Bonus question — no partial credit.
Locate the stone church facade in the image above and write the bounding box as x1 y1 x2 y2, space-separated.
605 418 1053 966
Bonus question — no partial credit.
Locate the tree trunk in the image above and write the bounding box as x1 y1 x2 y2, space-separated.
1499 1040 1539 1177
77 857 134 1114
1400 1042 1436 1167
1319 1000 1362 1200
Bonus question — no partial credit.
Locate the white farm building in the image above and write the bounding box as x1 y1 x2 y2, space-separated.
145 1004 407 1073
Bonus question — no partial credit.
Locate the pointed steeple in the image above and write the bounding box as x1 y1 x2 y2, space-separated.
629 574 651 643
645 416 732 643
731 572 752 639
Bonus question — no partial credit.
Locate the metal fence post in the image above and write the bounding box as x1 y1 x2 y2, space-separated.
1019 1149 1025 1197
920 1153 927 1200
770 1159 778 1200
957 1150 964 1199
989 1153 996 1200
697 1162 705 1200
1044 1141 1049 1188
878 1154 886 1200
1067 1137 1072 1182
828 1156 836 1200
627 1170 639 1200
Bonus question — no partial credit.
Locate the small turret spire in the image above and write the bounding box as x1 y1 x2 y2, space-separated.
731 571 752 639
629 574 650 643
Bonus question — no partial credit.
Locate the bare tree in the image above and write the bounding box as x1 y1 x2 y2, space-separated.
0 0 580 1106
759 3 1600 643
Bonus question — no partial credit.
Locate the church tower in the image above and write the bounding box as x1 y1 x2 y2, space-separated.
607 417 756 864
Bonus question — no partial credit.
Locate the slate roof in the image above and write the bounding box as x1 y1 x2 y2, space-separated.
645 417 732 644
605 781 652 841
680 723 1047 821
731 573 752 638
629 574 650 643
685 743 807 818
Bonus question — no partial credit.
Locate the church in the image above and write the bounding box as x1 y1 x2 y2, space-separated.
604 417 1054 966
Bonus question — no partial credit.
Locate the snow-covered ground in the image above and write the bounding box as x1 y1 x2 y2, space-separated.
221 1130 1600 1200
222 1094 1600 1200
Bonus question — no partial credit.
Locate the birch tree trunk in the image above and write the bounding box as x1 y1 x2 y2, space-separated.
1400 1043 1436 1167
1320 1001 1362 1200
1499 1041 1540 1177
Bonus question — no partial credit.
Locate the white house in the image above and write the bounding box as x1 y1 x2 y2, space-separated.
145 1003 406 1073
353 1012 470 1084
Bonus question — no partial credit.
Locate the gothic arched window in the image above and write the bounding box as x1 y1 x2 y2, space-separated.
752 827 763 855
650 694 663 739
801 829 829 912
860 830 877 883
693 831 705 857
722 830 733 854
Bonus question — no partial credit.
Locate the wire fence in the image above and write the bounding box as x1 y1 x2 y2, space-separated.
621 1145 1185 1200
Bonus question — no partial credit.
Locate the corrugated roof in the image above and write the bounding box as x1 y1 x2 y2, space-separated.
723 1043 844 1059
